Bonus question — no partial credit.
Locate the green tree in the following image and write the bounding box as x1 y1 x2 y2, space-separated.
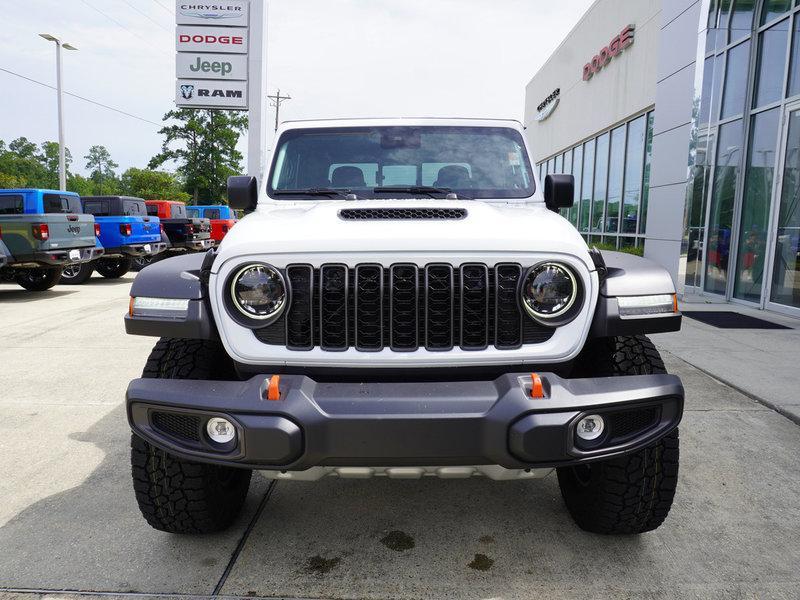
85 145 119 195
119 167 191 202
149 109 247 203
41 141 73 189
67 173 94 196
0 137 48 187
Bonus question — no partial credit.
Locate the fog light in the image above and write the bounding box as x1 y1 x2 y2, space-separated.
576 414 604 441
206 417 236 444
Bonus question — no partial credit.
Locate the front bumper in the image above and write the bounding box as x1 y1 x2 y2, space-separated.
126 372 683 471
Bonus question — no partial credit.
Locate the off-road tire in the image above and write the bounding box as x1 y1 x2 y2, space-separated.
95 257 132 279
15 266 63 291
60 261 94 285
131 338 250 534
557 335 679 535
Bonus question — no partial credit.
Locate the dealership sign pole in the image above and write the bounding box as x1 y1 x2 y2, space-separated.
175 0 267 180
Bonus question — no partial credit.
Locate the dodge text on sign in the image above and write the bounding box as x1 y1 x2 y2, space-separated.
583 25 635 81
176 25 248 53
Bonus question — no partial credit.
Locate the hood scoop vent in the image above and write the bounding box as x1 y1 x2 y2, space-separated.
338 207 467 221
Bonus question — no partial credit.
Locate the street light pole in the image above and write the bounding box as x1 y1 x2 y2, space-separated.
40 34 77 191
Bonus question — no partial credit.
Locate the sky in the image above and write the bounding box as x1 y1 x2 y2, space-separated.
1 0 594 177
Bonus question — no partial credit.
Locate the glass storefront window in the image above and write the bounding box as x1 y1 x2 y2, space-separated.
592 132 609 233
623 115 646 234
580 139 595 232
705 119 744 294
761 0 792 24
770 108 800 309
722 40 752 118
605 126 626 234
640 112 655 235
734 108 781 301
788 18 800 97
707 0 722 53
571 145 583 226
753 19 790 108
554 154 563 174
729 0 756 42
686 130 716 289
700 56 726 126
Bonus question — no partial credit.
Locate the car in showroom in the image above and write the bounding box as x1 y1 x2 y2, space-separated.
0 189 100 291
124 118 683 536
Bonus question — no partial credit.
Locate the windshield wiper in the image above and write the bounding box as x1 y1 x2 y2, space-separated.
372 186 469 200
273 188 359 199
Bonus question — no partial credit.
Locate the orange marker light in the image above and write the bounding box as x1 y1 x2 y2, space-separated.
673 294 679 313
267 375 281 401
530 373 544 399
129 297 135 317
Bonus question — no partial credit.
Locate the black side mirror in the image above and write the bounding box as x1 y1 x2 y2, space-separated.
544 174 574 213
227 176 258 213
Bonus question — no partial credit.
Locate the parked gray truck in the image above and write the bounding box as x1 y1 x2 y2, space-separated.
0 189 99 291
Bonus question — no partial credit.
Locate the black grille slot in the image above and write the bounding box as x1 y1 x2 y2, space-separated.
425 265 454 350
260 263 555 351
460 264 489 349
355 264 384 351
608 407 659 440
286 265 313 350
319 265 348 350
390 264 419 351
152 412 201 443
495 264 523 349
340 208 467 221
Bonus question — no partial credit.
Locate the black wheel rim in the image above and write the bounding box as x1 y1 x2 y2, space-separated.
62 265 80 279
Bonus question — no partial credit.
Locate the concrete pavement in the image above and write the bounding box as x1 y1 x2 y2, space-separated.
1 273 800 600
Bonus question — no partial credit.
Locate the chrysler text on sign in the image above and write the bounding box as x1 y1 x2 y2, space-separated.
175 1 249 27
176 25 248 54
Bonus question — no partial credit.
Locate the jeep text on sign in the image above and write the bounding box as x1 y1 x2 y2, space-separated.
583 25 635 81
176 25 248 54
176 79 248 108
176 53 247 80
175 1 249 27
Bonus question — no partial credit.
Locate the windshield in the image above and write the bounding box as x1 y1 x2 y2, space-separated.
187 208 201 218
268 126 534 200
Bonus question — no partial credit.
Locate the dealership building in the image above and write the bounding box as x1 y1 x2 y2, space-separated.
525 0 800 317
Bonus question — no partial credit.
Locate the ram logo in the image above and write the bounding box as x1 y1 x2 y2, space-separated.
180 85 195 100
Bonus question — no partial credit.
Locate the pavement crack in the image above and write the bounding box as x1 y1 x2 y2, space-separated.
211 480 277 596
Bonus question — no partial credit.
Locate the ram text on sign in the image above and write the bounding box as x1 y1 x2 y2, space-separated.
176 53 248 80
176 79 248 109
583 25 635 81
176 25 248 54
175 1 249 27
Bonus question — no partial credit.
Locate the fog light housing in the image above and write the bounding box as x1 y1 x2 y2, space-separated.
576 414 604 441
206 417 236 444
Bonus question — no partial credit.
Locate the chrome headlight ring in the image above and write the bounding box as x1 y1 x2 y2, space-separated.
226 263 288 327
520 262 583 326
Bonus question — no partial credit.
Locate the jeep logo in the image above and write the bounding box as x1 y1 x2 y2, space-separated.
189 56 233 76
67 225 81 235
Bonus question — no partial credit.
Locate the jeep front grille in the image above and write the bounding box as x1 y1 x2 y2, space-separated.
255 263 554 352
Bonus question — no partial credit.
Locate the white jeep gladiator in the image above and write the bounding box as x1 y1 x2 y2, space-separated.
125 118 683 535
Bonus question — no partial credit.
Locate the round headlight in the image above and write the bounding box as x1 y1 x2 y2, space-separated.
230 264 286 320
521 263 578 320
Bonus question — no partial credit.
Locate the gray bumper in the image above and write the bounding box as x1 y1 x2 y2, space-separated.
126 372 683 471
173 238 214 252
112 242 168 258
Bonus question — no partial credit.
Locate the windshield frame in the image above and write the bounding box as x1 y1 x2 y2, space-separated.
266 125 536 201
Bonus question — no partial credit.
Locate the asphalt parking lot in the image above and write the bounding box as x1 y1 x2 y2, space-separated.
2 274 800 600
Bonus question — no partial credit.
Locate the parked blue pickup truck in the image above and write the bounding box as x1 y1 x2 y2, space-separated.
61 196 167 284
0 189 100 291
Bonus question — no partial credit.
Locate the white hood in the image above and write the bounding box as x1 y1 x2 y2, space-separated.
214 199 593 269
